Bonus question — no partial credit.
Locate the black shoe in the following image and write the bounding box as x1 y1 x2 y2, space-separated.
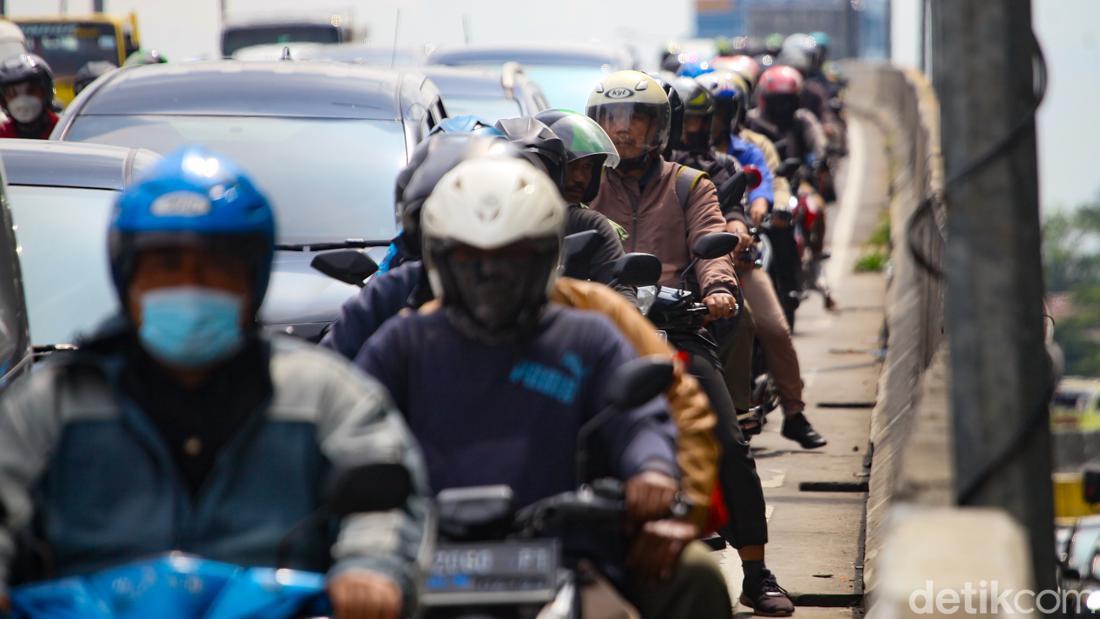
740 569 795 617
738 408 763 437
781 412 827 449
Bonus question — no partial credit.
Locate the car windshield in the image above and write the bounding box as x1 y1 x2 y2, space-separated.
1054 391 1091 411
8 185 118 346
64 115 406 245
223 25 340 57
441 95 522 123
522 66 611 110
20 21 119 76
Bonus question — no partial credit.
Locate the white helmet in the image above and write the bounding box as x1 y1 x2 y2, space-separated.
421 157 566 342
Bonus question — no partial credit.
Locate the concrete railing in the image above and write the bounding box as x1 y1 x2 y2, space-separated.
840 60 951 597
842 62 1036 617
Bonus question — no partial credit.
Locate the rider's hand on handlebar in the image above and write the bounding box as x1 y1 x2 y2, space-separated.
627 519 699 582
328 570 403 619
750 198 770 226
727 220 753 256
626 470 678 522
704 292 737 320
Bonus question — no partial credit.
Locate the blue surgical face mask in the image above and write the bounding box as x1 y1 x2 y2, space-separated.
138 286 245 369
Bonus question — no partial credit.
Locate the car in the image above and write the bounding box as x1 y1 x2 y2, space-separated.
221 16 355 58
0 145 32 389
53 60 449 339
427 42 635 110
423 64 549 121
0 140 158 354
232 42 427 67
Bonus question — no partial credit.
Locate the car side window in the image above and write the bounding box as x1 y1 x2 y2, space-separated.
0 179 30 386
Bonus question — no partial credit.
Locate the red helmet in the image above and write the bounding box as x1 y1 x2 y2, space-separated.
758 65 803 96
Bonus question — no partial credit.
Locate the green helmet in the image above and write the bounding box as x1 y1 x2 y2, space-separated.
534 109 620 168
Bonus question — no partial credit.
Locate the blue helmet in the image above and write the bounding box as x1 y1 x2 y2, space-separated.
109 145 277 309
676 60 714 79
429 114 505 138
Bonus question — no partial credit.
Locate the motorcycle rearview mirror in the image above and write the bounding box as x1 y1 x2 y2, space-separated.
277 462 412 568
776 158 801 180
611 253 662 288
311 250 379 288
716 171 748 217
575 356 675 485
692 232 740 260
605 356 676 410
742 164 763 190
560 230 602 279
325 462 413 517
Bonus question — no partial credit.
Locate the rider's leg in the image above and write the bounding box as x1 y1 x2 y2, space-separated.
685 353 794 616
718 306 760 435
629 541 734 619
739 268 827 450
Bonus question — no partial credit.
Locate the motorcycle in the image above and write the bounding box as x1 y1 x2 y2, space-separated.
9 463 413 619
420 357 680 619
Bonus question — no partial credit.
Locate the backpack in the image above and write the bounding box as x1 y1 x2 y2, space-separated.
673 163 709 211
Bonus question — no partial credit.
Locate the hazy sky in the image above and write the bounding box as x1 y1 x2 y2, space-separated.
7 0 1097 211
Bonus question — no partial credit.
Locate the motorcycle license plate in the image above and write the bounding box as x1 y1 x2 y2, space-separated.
422 539 560 607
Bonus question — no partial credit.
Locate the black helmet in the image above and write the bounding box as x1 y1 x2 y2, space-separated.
0 53 54 93
74 61 116 97
651 75 685 155
494 117 567 191
670 77 716 153
394 134 526 259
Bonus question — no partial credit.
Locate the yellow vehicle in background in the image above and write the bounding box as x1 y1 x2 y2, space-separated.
14 13 140 106
1053 377 1100 433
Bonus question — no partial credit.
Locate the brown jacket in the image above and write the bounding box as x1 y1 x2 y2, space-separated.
591 160 738 296
550 278 719 527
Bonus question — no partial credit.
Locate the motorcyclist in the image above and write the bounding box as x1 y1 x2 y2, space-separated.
588 70 795 616
356 157 733 619
532 110 633 286
0 146 430 619
747 65 828 181
670 77 826 450
323 135 724 552
0 54 58 139
776 34 833 127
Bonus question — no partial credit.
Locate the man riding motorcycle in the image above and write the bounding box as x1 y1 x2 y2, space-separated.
0 147 430 619
588 70 795 616
0 54 58 139
670 77 827 450
498 114 634 300
356 157 733 619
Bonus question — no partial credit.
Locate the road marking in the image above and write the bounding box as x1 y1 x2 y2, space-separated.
766 505 775 521
827 116 867 287
760 468 787 488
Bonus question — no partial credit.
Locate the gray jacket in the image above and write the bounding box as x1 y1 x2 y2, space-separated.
0 335 432 606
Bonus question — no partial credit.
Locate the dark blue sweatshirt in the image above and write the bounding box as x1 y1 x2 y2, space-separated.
320 260 427 361
355 305 678 509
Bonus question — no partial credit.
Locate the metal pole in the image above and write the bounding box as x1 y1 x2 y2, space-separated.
933 0 1055 592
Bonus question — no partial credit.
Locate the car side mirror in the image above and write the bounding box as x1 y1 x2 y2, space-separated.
612 253 662 288
742 164 763 190
692 232 739 260
561 230 602 279
605 356 675 410
325 463 413 516
311 250 379 287
776 157 801 179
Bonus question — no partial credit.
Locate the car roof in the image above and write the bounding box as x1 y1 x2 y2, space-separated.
223 16 342 29
72 61 422 120
0 140 159 191
421 66 508 97
427 43 632 69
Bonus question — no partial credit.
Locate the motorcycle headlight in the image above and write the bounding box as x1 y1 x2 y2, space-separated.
636 286 657 316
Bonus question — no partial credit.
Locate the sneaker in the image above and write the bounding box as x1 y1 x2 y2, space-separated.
740 569 795 616
781 412 827 449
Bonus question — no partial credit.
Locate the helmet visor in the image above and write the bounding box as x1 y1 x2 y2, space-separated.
588 102 669 161
546 115 620 168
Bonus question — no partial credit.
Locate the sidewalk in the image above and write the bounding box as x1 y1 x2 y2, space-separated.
716 115 890 617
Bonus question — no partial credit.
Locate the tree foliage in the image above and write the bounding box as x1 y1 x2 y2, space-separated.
1044 204 1100 376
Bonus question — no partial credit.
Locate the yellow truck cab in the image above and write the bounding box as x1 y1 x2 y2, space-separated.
1053 377 1100 433
14 13 139 106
